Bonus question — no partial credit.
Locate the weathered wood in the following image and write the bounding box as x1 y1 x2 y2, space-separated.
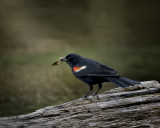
0 81 160 128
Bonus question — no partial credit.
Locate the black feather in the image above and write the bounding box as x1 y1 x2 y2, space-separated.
60 53 141 98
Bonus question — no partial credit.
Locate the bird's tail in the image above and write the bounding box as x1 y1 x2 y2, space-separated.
107 76 140 87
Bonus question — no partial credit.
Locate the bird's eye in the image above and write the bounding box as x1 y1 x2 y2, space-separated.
68 57 73 62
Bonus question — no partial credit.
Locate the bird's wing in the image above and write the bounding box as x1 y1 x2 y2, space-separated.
73 59 119 77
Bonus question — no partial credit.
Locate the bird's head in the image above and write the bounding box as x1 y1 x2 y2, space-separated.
52 53 82 67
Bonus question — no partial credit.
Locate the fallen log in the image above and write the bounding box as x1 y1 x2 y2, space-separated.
0 81 160 128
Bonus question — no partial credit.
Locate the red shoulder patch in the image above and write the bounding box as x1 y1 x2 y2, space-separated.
73 66 87 72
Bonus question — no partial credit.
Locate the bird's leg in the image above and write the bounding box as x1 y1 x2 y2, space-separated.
92 83 102 96
82 85 93 98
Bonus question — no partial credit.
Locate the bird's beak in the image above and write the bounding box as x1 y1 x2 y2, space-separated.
52 56 67 66
59 57 67 62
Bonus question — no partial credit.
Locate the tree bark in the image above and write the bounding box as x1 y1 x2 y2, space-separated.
0 81 160 128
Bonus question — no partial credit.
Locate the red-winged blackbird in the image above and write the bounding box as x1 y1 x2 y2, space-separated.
53 53 140 98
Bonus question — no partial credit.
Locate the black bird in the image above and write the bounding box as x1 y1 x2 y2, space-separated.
53 53 140 98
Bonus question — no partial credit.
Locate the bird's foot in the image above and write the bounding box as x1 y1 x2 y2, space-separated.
80 96 91 100
92 94 100 100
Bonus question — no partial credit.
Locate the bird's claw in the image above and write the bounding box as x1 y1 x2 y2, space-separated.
92 94 100 100
80 96 90 100
81 97 92 101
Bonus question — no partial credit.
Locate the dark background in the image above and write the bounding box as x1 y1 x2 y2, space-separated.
0 0 160 116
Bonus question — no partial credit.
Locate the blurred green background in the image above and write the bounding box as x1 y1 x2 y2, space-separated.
0 0 160 117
